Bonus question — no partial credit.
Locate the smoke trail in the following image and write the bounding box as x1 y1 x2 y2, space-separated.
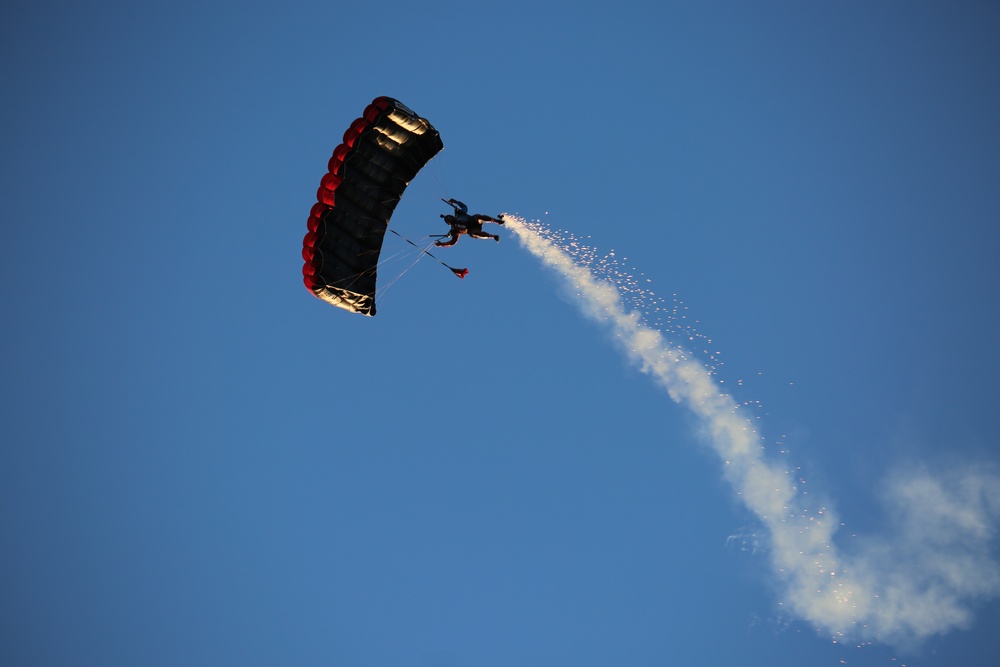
505 215 1000 650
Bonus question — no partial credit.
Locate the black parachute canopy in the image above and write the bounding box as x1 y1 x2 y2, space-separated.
302 97 443 316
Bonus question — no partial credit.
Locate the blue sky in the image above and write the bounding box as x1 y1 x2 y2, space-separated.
3 2 999 666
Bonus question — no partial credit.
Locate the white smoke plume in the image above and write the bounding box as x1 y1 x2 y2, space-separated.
505 215 1000 650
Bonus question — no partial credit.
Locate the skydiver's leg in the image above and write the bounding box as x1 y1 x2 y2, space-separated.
470 230 500 242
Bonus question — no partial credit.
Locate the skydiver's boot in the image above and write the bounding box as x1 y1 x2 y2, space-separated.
494 235 500 243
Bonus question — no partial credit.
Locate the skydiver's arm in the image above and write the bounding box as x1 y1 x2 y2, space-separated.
435 233 459 247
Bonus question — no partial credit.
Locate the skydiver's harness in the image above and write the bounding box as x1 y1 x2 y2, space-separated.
440 213 469 233
439 199 473 235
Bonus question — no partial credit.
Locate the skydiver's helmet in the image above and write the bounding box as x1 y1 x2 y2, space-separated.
442 214 457 226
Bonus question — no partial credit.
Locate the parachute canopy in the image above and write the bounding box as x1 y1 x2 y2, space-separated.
302 97 443 316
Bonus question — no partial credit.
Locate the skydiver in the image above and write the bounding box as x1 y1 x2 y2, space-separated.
435 198 505 247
